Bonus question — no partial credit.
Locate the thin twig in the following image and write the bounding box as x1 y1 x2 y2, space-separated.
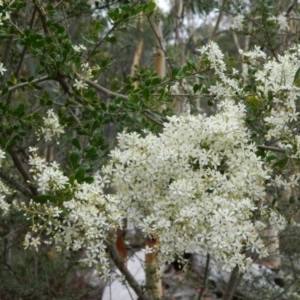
53 0 64 10
286 0 298 16
8 75 49 92
210 0 229 41
0 170 31 197
84 79 165 126
257 145 286 153
33 0 49 35
85 79 128 100
68 107 83 128
6 6 37 104
197 253 210 300
8 149 38 197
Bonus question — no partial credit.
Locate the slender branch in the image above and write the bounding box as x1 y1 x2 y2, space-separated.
192 30 228 52
257 145 286 153
85 79 128 101
86 0 140 61
210 0 229 41
86 22 120 61
54 71 84 105
106 242 151 300
8 149 38 197
8 75 50 92
222 265 241 300
33 0 49 35
84 79 165 126
197 253 210 300
68 107 83 128
270 277 298 300
6 6 37 104
53 0 64 10
0 170 32 197
286 0 298 16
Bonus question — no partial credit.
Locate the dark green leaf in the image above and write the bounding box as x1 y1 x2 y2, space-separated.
75 168 86 182
33 194 54 204
83 176 94 184
70 152 80 169
84 147 98 160
71 138 81 150
294 67 300 87
273 156 288 168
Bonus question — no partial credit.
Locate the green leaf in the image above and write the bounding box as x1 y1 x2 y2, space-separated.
147 1 156 13
49 217 61 226
70 152 80 169
266 153 277 162
294 67 300 87
79 163 91 171
267 90 273 102
75 168 86 182
12 103 25 117
71 138 81 150
33 194 54 204
143 87 150 99
83 176 94 184
2 86 8 95
0 30 7 37
193 83 202 93
105 36 117 43
84 147 98 160
6 133 20 149
128 93 139 103
273 156 288 168
186 57 197 71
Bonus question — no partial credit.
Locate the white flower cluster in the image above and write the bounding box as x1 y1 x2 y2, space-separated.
23 149 123 278
201 42 300 147
0 148 11 214
72 44 87 52
254 49 300 141
0 2 10 27
231 14 244 31
73 62 99 90
104 100 276 272
239 46 266 63
37 109 65 143
0 62 6 75
199 43 241 100
268 13 290 31
29 147 69 193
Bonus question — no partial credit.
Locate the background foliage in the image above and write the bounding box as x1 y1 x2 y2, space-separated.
1 0 300 299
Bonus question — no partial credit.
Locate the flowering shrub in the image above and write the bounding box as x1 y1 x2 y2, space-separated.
21 148 123 279
104 99 284 272
1 0 300 297
37 109 65 143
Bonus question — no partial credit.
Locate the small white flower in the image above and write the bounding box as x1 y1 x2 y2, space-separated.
72 44 87 52
232 14 244 31
37 109 64 142
268 13 290 31
29 146 39 153
0 62 7 75
73 78 88 90
142 245 154 254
